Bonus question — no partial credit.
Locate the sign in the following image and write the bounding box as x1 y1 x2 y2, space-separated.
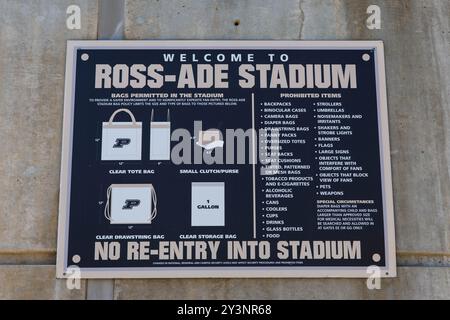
57 41 396 278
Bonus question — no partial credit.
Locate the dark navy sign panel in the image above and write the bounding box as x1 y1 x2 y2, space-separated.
57 41 396 278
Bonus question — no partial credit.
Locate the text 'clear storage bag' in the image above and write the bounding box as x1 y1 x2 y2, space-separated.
104 184 157 224
101 108 142 161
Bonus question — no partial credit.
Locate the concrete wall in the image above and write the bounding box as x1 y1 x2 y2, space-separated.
0 0 448 299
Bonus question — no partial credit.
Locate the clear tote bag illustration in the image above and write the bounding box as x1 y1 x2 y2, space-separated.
101 108 142 160
104 184 157 224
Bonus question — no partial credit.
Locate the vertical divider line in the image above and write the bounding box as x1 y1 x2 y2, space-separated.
252 93 256 239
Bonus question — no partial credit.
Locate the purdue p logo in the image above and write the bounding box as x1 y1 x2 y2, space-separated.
122 199 140 210
113 138 131 148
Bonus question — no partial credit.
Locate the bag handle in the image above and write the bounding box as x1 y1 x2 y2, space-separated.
150 184 157 223
150 109 170 123
104 185 112 221
108 108 137 125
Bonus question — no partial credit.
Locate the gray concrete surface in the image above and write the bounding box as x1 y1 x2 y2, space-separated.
0 266 86 299
113 267 449 300
0 0 448 299
125 0 302 39
0 0 98 259
86 279 114 300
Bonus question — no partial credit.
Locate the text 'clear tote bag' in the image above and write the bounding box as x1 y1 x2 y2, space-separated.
101 108 142 161
104 184 157 224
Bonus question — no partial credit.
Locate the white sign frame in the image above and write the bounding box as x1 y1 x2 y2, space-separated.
57 40 396 278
